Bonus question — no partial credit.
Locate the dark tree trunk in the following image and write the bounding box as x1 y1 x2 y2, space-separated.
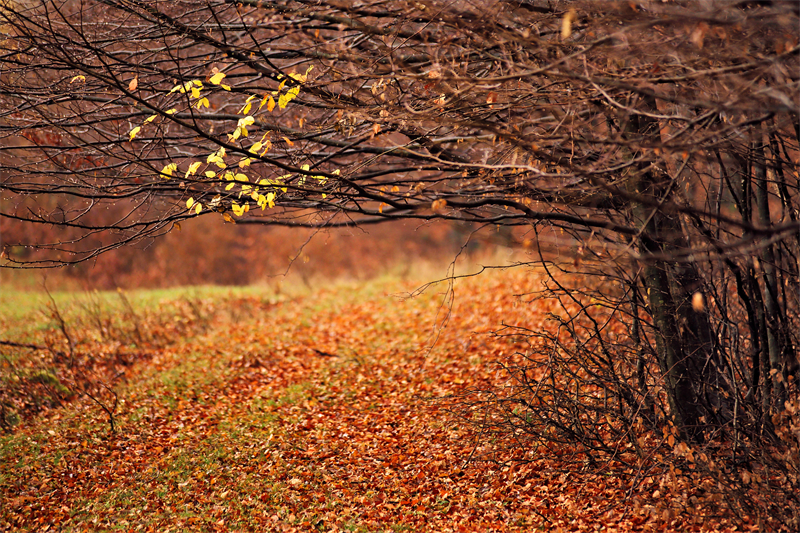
752 137 787 409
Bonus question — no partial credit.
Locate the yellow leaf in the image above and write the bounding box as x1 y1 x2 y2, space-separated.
70 75 85 83
249 142 262 154
186 198 195 209
191 87 201 99
184 161 202 178
241 102 252 115
234 173 249 182
195 97 209 109
225 183 235 191
278 86 300 109
170 81 193 94
165 109 177 115
205 171 217 178
209 72 226 85
222 212 234 223
144 114 158 123
278 79 287 91
161 163 177 178
220 84 231 91
561 9 576 39
267 96 276 112
288 65 313 83
259 94 270 111
207 154 225 168
192 80 203 88
194 203 202 215
129 126 141 141
128 77 138 91
239 158 252 168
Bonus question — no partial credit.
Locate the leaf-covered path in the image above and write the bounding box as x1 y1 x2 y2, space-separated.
1 270 743 532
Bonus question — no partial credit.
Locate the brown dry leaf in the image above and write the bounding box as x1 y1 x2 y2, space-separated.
691 23 708 49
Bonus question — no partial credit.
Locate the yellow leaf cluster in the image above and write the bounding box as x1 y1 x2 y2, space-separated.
278 86 300 109
207 147 227 168
184 161 202 179
186 197 202 214
230 116 255 141
161 163 177 178
231 202 249 217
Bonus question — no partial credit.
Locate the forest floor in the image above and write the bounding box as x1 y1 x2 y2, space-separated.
0 267 757 532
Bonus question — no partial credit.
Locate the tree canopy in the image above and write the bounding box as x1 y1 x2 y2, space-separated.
1 0 795 263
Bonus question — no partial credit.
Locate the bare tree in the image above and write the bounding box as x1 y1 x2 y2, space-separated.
1 0 799 525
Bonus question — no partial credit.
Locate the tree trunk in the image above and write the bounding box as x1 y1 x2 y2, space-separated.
625 95 719 439
753 137 787 410
639 239 703 438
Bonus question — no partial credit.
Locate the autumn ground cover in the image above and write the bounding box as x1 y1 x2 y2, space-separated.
1 268 758 532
